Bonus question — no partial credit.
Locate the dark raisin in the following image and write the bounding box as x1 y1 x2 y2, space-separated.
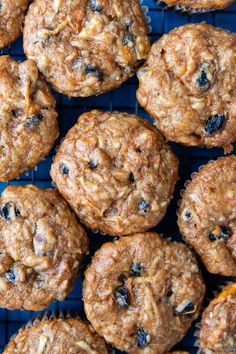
130 263 144 277
84 64 104 81
166 289 173 297
123 32 133 45
115 286 129 308
129 172 135 183
14 207 21 217
0 203 11 220
5 269 16 283
89 160 97 169
175 302 195 317
89 0 102 12
137 329 150 348
25 112 43 128
60 163 69 175
205 114 225 135
12 109 23 117
139 199 149 213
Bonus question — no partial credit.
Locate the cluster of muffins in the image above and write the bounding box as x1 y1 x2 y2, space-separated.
0 0 236 353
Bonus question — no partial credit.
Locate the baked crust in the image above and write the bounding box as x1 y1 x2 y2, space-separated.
161 0 234 10
23 0 150 97
0 185 88 310
178 155 236 276
137 23 236 148
3 317 109 353
200 283 236 354
83 232 205 353
50 110 179 236
0 0 29 48
0 56 58 181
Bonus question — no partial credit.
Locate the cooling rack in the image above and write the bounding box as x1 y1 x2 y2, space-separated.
0 1 236 352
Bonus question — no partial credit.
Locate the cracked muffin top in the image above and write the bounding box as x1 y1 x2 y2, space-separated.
3 317 109 353
178 155 236 276
0 185 88 311
83 232 205 354
137 23 236 149
0 0 29 48
0 56 58 182
23 0 150 97
50 110 179 236
159 0 234 10
200 283 236 354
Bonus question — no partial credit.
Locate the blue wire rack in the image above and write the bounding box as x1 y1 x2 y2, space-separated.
0 1 236 352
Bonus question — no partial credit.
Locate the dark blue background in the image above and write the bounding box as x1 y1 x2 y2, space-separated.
0 1 236 352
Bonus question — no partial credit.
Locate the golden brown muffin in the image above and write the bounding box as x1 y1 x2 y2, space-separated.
167 352 190 354
23 0 150 97
50 110 179 237
0 0 29 48
0 56 58 182
159 0 234 10
137 23 236 149
0 185 88 311
178 155 236 276
83 232 205 354
3 317 109 353
200 283 236 354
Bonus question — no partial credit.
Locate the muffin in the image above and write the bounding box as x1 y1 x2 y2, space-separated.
0 0 29 48
0 56 58 182
157 0 234 11
23 0 150 97
178 155 236 276
50 110 179 237
83 232 205 354
199 283 236 354
0 185 88 311
137 23 236 149
3 316 109 353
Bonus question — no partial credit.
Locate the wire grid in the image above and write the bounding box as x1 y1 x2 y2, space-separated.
1 1 236 352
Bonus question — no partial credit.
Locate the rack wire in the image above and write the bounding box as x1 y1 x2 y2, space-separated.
0 1 236 352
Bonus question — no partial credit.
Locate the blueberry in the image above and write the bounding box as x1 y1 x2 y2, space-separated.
14 207 21 217
60 163 69 175
89 160 97 169
205 114 225 135
115 286 129 308
196 70 210 91
137 329 150 348
5 269 16 283
84 64 104 81
139 198 149 213
0 203 11 220
89 0 102 12
25 112 43 128
123 32 133 45
129 263 144 277
208 226 231 242
185 211 191 220
129 172 135 183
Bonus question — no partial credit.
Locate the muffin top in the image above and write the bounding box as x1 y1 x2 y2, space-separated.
23 0 150 97
3 317 109 353
0 0 29 48
50 110 179 236
200 283 236 354
137 23 236 148
178 155 236 276
83 232 205 354
0 185 88 311
0 56 58 181
160 0 234 10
